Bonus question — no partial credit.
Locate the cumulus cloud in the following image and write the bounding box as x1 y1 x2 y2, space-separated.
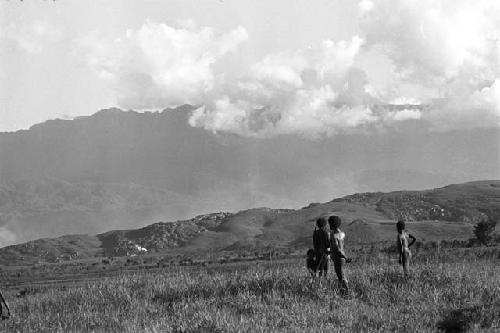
83 23 421 138
360 0 500 129
82 21 248 109
385 108 422 122
427 79 500 130
390 97 421 106
83 2 500 138
190 37 393 138
189 36 426 138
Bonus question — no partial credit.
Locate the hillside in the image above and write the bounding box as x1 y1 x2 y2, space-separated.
0 106 498 246
0 180 497 266
338 180 500 222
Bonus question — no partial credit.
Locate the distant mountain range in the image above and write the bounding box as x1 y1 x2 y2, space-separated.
0 180 498 265
0 106 498 246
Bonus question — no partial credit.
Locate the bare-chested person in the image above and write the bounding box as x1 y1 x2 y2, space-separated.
396 220 416 276
328 215 352 295
312 217 330 278
0 288 10 319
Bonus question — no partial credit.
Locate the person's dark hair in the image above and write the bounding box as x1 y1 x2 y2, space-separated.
306 249 315 257
396 220 406 231
316 217 327 228
328 215 342 228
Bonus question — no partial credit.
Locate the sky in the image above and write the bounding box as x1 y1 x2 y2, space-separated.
1 0 500 137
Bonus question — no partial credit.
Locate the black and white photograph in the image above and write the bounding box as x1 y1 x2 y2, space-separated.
0 0 499 331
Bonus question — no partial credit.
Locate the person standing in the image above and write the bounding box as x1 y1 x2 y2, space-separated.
313 217 330 278
396 220 416 276
328 215 351 295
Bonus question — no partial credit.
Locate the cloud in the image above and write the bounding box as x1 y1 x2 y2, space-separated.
189 36 426 138
360 0 500 129
390 97 421 106
82 21 248 109
359 0 374 14
427 79 500 130
0 21 61 54
190 37 394 138
83 3 500 138
386 108 422 122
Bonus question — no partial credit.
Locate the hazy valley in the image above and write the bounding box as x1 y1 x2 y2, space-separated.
0 107 498 247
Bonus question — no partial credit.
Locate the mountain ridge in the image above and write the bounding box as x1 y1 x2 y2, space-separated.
0 180 498 266
0 106 498 246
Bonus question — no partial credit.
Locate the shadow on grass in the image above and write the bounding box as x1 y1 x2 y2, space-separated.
437 304 500 332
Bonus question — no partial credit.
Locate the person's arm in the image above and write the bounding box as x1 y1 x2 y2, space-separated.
408 233 416 247
0 289 10 316
338 247 352 262
341 249 352 263
337 241 347 259
337 233 351 262
341 238 352 263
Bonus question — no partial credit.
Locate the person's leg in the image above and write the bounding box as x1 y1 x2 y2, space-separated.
317 254 327 278
334 258 348 294
402 250 410 276
324 255 329 279
307 258 317 277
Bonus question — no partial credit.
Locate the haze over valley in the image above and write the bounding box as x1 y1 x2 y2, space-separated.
0 106 498 246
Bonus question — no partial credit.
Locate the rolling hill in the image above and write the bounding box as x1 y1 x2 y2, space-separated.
0 180 497 266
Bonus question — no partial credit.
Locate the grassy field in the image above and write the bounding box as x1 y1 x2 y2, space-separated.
1 250 499 332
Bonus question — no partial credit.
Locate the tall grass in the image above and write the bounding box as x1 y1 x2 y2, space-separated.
2 258 499 332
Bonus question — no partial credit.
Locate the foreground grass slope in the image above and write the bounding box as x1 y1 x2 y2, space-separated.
3 255 499 332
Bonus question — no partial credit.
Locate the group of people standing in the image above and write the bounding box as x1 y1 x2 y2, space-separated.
307 215 417 295
307 215 351 295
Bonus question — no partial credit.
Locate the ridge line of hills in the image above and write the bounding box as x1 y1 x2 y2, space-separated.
0 105 498 255
0 180 498 266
